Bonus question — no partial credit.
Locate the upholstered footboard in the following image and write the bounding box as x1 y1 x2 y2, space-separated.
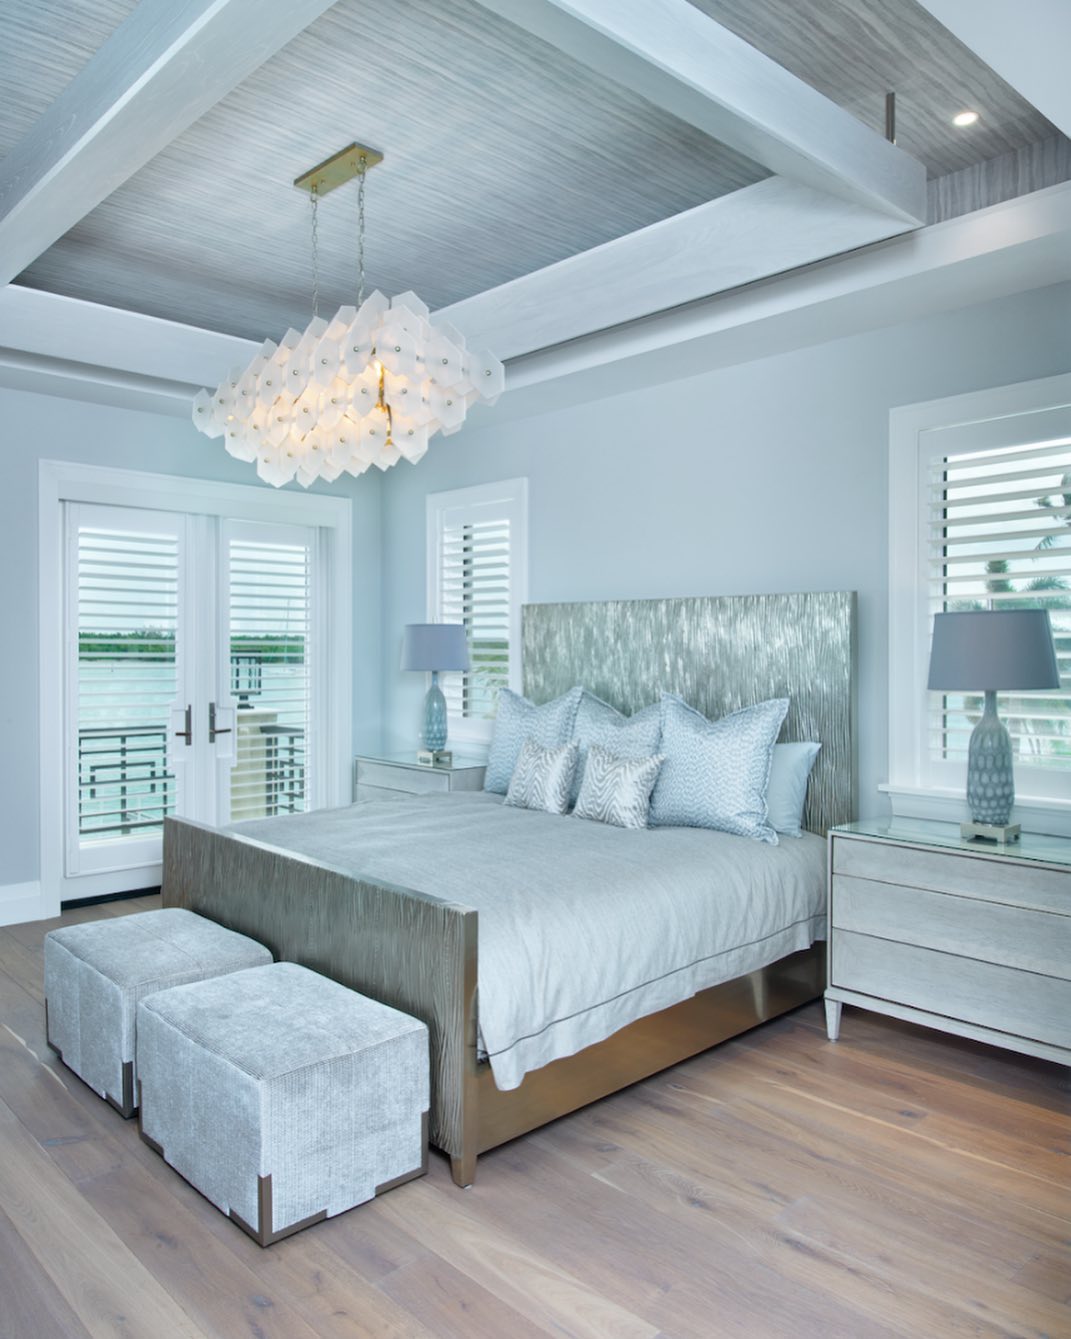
161 817 477 1173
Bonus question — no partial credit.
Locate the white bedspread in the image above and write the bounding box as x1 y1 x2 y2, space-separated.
232 792 826 1090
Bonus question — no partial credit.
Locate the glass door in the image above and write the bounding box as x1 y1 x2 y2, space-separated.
62 506 322 892
219 519 316 825
66 503 189 879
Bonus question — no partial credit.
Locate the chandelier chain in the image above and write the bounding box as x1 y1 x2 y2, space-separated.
309 184 320 319
356 156 367 308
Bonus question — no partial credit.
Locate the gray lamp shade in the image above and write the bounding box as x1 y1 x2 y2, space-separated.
927 610 1060 691
400 623 470 672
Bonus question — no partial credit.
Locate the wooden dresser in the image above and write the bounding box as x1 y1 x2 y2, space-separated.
825 819 1071 1065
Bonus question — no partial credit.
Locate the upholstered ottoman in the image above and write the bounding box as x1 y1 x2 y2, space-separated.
136 962 429 1246
44 908 272 1117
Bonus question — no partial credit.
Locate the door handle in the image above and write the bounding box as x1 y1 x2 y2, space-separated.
208 702 232 744
174 704 193 745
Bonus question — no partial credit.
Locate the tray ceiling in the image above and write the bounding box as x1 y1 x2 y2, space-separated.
0 0 1061 356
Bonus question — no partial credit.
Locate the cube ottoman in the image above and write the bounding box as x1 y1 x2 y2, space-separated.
44 907 272 1116
136 961 430 1245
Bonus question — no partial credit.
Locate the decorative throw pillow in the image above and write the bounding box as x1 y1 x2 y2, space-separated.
569 691 662 806
649 693 789 843
766 741 822 838
484 687 583 794
504 738 579 816
573 745 665 830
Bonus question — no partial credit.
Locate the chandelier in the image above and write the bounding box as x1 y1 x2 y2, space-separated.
192 143 504 488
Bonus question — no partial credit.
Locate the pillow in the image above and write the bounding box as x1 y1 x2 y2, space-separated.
573 744 664 830
484 686 583 794
767 741 822 838
570 691 662 805
648 693 789 843
504 738 579 816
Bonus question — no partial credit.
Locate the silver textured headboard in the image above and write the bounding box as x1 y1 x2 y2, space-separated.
523 591 856 835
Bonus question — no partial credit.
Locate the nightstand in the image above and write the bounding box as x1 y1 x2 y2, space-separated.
825 819 1071 1065
353 752 486 801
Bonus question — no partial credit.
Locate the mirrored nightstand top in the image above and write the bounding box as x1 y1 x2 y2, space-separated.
833 818 1071 868
356 751 487 773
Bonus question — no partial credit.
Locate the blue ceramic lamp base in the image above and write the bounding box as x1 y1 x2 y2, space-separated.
421 671 448 754
962 690 1020 843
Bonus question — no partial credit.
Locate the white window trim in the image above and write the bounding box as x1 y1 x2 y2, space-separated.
886 372 1071 836
426 477 529 747
38 460 353 915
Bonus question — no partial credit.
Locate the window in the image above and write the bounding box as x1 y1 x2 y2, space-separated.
888 374 1071 824
427 479 528 741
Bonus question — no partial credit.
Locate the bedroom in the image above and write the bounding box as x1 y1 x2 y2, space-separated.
1 0 1069 1335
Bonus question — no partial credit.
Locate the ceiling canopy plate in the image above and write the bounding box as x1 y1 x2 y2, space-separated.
293 141 383 196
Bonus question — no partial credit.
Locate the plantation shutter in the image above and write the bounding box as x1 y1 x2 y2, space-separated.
227 527 313 819
440 515 511 720
72 511 182 851
928 437 1071 769
429 479 527 733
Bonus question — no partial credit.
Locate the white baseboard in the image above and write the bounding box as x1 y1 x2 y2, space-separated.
0 880 57 928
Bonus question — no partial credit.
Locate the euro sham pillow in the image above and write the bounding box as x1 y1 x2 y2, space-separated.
569 691 662 806
504 738 579 816
484 686 583 795
573 744 664 830
766 741 822 838
648 693 789 843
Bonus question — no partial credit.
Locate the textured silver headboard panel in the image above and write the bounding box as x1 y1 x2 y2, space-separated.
523 592 856 835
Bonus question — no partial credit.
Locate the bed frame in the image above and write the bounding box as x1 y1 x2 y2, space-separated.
163 591 856 1186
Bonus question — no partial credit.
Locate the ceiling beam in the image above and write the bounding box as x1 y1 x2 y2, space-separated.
442 176 916 360
473 0 926 223
917 0 1071 139
0 0 339 288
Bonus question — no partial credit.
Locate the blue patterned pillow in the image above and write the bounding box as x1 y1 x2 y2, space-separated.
484 686 583 794
649 693 789 843
570 692 662 806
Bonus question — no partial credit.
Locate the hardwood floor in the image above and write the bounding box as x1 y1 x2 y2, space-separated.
1 897 1068 1339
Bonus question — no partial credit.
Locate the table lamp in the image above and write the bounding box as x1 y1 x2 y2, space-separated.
401 623 470 762
927 609 1060 842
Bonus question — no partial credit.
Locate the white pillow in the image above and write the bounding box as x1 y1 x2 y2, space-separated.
573 745 664 830
766 742 821 837
504 738 579 816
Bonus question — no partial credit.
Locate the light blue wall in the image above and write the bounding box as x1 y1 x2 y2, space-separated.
0 386 382 886
378 281 1071 815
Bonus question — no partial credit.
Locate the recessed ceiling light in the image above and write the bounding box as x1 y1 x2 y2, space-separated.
953 110 980 127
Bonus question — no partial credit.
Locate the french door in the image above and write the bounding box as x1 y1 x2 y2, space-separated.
42 463 352 908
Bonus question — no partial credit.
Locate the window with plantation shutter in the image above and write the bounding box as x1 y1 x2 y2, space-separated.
427 479 528 740
928 438 1071 773
888 375 1071 822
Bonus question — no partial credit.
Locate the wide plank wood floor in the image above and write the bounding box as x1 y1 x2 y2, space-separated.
0 896 1068 1338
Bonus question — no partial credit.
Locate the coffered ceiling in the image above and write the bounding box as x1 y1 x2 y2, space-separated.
0 0 1065 363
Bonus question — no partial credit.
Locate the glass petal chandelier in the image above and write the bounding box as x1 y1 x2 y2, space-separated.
192 143 505 488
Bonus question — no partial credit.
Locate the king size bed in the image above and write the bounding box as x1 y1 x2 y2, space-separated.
162 591 856 1186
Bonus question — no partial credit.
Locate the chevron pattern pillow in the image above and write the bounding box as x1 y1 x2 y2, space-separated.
504 738 580 815
484 687 583 794
569 691 662 806
649 693 788 843
573 745 665 830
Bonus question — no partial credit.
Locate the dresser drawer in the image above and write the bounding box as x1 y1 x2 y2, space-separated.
355 760 451 794
832 874 1071 980
832 930 1071 1050
833 837 1069 915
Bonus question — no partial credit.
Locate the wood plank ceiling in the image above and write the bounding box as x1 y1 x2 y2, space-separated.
0 0 1061 346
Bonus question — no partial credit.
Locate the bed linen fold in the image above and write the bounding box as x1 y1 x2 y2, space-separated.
231 791 825 1090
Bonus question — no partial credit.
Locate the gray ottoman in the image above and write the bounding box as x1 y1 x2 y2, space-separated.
44 908 272 1117
137 962 429 1246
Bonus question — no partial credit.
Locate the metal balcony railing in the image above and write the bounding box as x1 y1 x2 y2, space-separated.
77 725 173 837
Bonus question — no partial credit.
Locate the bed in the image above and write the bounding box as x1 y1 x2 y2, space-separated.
162 591 856 1186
